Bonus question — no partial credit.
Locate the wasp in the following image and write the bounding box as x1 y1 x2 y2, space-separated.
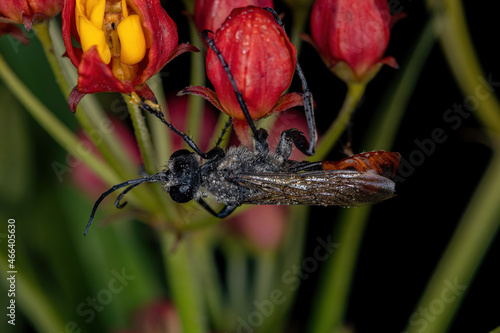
84 8 400 235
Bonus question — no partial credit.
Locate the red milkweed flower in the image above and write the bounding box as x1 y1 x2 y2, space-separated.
0 0 63 31
180 6 305 147
193 0 273 33
304 0 398 84
62 0 198 112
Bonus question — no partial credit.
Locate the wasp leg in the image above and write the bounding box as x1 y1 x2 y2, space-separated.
201 30 267 144
197 198 238 218
275 128 314 159
264 7 316 156
215 117 233 147
134 95 222 160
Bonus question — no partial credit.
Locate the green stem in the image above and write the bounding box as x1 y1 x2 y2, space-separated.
225 239 250 317
0 53 120 186
253 250 277 306
289 3 312 55
146 73 172 167
186 18 206 145
314 82 366 160
193 234 226 330
161 231 206 333
405 147 500 333
126 95 158 174
125 95 175 220
425 0 500 133
364 18 437 150
263 206 309 333
35 20 137 180
307 207 371 333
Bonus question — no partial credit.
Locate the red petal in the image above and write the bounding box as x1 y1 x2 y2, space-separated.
178 86 224 113
134 0 180 85
68 86 86 113
167 43 200 63
76 46 132 95
270 92 305 114
61 0 80 68
380 56 399 69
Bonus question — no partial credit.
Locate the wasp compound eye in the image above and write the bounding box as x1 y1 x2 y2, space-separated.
169 184 194 203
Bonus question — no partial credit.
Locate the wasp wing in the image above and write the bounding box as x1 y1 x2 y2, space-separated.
236 170 396 206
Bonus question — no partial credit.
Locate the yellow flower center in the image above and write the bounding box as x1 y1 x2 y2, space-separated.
75 0 147 81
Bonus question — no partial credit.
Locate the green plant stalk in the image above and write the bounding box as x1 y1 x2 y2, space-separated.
405 147 500 333
186 17 206 146
0 258 66 332
35 20 137 180
307 18 437 333
125 95 177 220
253 250 277 305
364 19 437 151
146 73 172 168
126 95 158 175
262 205 309 333
0 53 120 186
144 75 183 222
314 82 366 160
288 1 313 55
224 239 250 318
193 234 226 330
161 231 207 333
425 0 500 133
307 206 371 333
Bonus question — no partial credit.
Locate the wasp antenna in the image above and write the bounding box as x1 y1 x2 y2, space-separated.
201 30 261 140
84 176 162 236
115 183 141 209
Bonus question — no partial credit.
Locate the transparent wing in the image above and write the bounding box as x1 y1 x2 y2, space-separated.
237 170 396 206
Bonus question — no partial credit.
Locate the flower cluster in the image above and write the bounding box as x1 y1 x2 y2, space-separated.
62 0 198 112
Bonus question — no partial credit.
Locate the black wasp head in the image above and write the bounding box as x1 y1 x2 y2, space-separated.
166 149 201 203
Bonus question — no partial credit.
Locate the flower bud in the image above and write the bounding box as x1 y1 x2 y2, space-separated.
306 0 398 83
193 0 273 33
62 0 198 112
0 0 63 31
180 6 305 147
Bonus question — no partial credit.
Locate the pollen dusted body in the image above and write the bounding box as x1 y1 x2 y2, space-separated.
162 131 398 208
